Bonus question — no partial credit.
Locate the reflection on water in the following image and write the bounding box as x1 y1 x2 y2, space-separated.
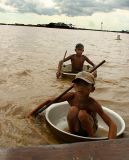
0 25 129 147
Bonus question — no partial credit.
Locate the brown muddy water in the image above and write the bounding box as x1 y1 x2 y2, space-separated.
0 25 129 147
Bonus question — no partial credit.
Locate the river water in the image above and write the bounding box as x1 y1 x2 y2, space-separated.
0 25 129 147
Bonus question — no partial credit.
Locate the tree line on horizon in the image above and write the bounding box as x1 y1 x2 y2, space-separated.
0 22 128 33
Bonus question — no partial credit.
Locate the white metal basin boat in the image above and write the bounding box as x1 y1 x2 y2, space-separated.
45 101 125 142
61 64 96 79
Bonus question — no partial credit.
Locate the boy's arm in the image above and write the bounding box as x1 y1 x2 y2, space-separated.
28 99 53 117
84 56 95 67
56 55 72 78
56 92 74 103
28 92 74 117
97 105 117 139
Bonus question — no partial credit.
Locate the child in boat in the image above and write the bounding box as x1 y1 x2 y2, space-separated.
29 71 117 139
56 43 96 78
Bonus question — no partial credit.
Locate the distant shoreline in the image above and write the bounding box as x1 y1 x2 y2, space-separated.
0 22 128 34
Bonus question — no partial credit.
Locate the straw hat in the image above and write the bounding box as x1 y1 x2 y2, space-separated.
72 71 95 85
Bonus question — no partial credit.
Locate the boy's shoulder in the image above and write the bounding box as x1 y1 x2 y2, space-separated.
67 54 75 58
65 91 75 98
86 99 102 114
89 97 101 108
82 54 87 58
69 54 76 59
72 54 85 57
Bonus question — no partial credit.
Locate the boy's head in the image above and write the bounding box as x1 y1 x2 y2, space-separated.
72 71 95 94
73 71 95 85
75 43 84 49
75 43 84 55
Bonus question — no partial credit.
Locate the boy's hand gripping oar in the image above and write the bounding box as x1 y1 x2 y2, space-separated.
56 50 67 79
30 60 106 117
61 50 67 71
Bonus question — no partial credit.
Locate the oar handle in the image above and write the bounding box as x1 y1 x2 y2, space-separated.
89 60 106 73
34 60 106 116
36 85 73 115
57 50 67 79
63 50 67 61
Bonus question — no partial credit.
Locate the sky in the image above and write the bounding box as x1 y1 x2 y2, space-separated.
0 0 129 31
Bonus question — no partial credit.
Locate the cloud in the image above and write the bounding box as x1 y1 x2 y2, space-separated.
1 0 58 15
0 0 129 16
53 0 129 16
0 0 17 12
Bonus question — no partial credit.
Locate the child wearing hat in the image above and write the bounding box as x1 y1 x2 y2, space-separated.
29 71 117 139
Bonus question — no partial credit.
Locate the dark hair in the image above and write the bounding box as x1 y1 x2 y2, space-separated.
75 43 84 49
73 78 94 87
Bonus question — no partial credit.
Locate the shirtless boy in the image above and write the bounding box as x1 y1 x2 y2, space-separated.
29 71 117 139
56 43 96 78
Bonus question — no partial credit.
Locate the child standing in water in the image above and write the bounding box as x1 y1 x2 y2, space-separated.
29 71 117 139
56 43 96 79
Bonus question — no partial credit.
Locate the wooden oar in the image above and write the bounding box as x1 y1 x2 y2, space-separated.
60 50 67 75
32 60 106 117
63 50 67 61
89 60 106 73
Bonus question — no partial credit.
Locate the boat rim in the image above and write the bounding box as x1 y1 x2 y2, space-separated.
45 102 125 140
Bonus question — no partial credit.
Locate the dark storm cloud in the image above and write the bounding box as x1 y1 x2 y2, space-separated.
0 0 129 16
3 0 59 15
53 0 129 16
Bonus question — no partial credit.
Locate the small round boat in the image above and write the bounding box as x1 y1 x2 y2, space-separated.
61 64 93 79
45 101 125 142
